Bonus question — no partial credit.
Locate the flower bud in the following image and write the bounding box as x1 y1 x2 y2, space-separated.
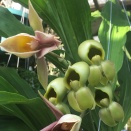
78 40 105 65
67 87 95 112
64 61 90 90
99 101 124 127
99 108 117 127
101 60 116 81
88 65 102 86
56 102 70 114
109 101 124 122
99 75 108 86
95 85 113 107
44 78 67 103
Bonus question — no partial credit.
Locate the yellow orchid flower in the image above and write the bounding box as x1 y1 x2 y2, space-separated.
0 31 60 58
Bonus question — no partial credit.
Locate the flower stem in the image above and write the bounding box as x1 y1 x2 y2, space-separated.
88 110 96 131
81 110 96 131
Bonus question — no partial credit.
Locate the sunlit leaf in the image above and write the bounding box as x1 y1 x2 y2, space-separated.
98 1 130 72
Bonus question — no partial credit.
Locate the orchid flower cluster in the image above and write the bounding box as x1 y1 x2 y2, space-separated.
44 39 124 128
0 0 124 130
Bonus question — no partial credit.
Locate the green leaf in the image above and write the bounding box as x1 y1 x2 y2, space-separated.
98 1 130 72
91 10 101 21
0 76 18 93
0 104 37 131
0 96 55 130
115 55 131 131
125 31 131 57
0 91 28 104
17 98 55 130
0 116 32 131
0 6 34 37
0 67 37 98
13 0 92 62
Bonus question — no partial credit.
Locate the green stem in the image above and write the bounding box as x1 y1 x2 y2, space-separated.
88 110 96 131
82 110 96 131
80 111 86 118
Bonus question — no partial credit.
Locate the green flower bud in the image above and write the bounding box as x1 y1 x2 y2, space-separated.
99 108 117 127
64 61 90 90
67 87 95 112
44 78 67 103
99 101 124 127
109 101 124 122
100 74 108 86
95 85 113 107
88 65 102 86
78 40 105 65
68 91 83 112
101 60 116 81
56 102 70 114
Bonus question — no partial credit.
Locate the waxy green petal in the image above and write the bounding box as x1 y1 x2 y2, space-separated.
78 40 105 65
64 61 90 90
95 85 113 107
44 78 67 103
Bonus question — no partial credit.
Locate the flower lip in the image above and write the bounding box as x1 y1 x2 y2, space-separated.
88 47 102 60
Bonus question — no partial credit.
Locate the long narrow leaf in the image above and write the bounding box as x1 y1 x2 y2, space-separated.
0 116 32 131
0 67 37 98
98 1 130 72
0 6 33 37
115 55 131 131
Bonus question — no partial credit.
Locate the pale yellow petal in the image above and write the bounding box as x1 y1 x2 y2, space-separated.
0 33 40 58
28 0 44 31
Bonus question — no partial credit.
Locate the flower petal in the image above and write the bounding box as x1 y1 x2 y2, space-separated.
35 31 61 58
28 0 44 32
40 121 57 131
0 33 40 58
38 91 63 120
52 114 82 131
37 57 48 90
